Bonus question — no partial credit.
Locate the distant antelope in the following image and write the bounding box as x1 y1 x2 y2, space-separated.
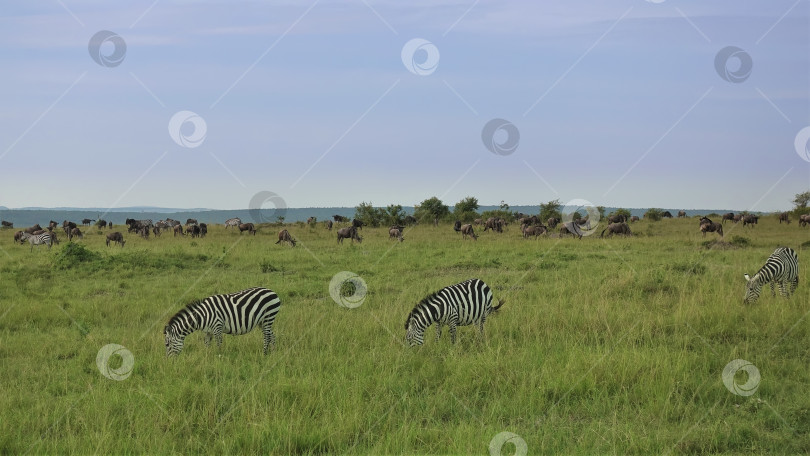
460 224 477 240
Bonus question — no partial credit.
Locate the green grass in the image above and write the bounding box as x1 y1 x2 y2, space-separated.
1 218 809 454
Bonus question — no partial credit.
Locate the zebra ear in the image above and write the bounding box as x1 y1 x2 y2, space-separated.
744 274 751 282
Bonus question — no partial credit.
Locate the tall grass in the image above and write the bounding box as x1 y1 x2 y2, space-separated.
0 217 808 454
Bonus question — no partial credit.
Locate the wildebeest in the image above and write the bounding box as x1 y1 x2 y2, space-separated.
13 230 24 243
733 214 742 223
239 223 257 235
474 218 483 226
199 223 207 237
389 227 404 242
324 220 333 230
742 214 759 227
799 214 810 227
333 215 348 223
662 211 673 218
187 224 201 238
521 224 546 239
152 226 161 237
0 220 12 228
96 219 108 229
600 222 632 237
576 218 592 230
630 216 640 223
186 218 198 225
24 224 42 234
306 217 316 226
62 221 77 236
520 215 540 226
337 226 362 244
779 212 791 224
460 224 478 240
81 218 94 226
453 220 462 233
106 232 125 247
48 220 58 230
69 227 83 240
139 226 150 239
607 214 626 224
404 215 418 226
699 218 723 237
483 217 503 233
722 212 735 223
275 229 297 247
352 218 365 230
174 225 184 236
678 211 687 218
225 217 241 229
559 222 583 239
547 217 560 229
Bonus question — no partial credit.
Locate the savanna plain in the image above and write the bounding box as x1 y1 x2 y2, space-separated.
1 217 809 454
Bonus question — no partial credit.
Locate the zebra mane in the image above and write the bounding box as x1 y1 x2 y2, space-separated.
166 298 205 329
405 290 442 329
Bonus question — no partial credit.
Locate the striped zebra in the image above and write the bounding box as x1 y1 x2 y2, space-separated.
744 247 799 304
224 217 241 229
164 287 281 356
20 232 52 251
404 278 504 346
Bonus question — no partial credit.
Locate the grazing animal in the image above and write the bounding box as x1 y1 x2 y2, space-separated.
81 218 94 226
460 224 478 240
779 212 791 224
153 226 161 237
389 227 404 242
275 229 297 247
733 214 742 223
139 226 150 239
799 214 810 227
607 214 626 224
352 218 365 230
224 217 242 229
199 223 207 237
238 223 257 235
559 222 584 239
20 232 52 251
173 224 185 237
186 218 198 225
96 220 108 229
336 226 362 244
106 232 125 247
69 227 83 240
404 215 418 226
744 247 798 304
13 231 24 243
576 218 591 230
48 221 59 230
306 217 316 226
600 222 632 237
521 224 546 239
661 211 673 218
678 211 687 218
474 218 483 226
742 214 759 227
163 287 282 356
547 217 560 229
722 212 735 224
0 220 12 228
630 216 640 223
453 220 462 233
325 220 333 230
483 217 503 233
699 218 723 237
333 215 348 223
24 224 42 234
187 224 201 238
404 278 503 346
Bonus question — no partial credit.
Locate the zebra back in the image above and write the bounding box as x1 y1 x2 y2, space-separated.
22 232 52 250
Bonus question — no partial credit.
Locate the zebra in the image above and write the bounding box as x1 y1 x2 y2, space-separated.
224 217 241 229
404 278 504 346
744 247 799 304
20 232 52 251
163 287 282 356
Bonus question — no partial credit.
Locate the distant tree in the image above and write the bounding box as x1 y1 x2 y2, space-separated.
610 208 632 219
354 202 384 227
539 199 562 222
793 191 810 210
596 206 606 219
383 204 406 226
276 216 285 225
644 208 663 221
414 196 450 223
454 196 480 223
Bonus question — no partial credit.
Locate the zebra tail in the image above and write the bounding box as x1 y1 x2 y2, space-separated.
490 299 505 314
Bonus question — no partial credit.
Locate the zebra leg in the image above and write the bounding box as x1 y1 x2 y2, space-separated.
449 315 458 344
204 331 213 346
791 277 799 295
435 323 442 342
262 321 276 355
770 282 776 297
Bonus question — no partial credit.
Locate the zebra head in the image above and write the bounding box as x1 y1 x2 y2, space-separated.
743 273 762 304
404 314 425 347
164 325 185 356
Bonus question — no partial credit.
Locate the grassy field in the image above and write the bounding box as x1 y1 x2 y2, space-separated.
1 217 809 454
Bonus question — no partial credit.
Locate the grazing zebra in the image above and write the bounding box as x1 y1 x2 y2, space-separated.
224 217 241 229
20 232 52 251
163 287 282 356
744 247 799 304
404 278 504 346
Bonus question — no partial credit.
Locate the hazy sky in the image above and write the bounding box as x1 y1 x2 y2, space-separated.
1 1 808 211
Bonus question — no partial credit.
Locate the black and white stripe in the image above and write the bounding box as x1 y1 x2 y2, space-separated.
164 287 281 356
225 217 242 229
404 278 503 346
20 232 52 251
744 247 799 304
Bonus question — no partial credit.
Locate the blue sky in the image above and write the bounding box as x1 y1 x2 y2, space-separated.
1 1 808 211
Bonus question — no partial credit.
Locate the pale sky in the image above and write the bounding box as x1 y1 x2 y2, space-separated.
1 1 808 211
